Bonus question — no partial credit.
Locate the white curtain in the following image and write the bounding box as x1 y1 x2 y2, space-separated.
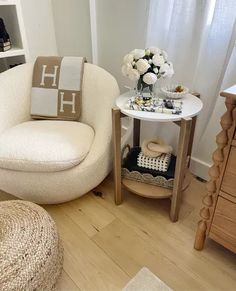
145 0 236 177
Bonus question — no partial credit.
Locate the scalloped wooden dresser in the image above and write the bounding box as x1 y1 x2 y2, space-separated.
194 85 236 253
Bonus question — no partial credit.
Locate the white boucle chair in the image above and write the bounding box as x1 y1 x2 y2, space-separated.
0 63 123 204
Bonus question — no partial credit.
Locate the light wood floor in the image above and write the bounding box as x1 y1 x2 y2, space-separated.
1 176 236 291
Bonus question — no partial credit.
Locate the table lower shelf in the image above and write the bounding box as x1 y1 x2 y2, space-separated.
122 169 191 199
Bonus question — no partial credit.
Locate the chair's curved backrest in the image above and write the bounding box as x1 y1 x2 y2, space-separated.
0 62 120 136
0 63 33 134
80 63 120 132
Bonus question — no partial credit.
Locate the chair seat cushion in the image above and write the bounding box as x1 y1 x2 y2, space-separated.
0 120 94 172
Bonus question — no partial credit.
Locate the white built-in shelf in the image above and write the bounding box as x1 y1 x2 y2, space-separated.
0 0 28 72
0 46 25 58
0 0 17 6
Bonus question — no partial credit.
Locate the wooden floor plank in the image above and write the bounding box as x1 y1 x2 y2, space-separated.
45 205 129 291
56 270 80 291
94 177 236 290
92 218 206 291
54 194 115 238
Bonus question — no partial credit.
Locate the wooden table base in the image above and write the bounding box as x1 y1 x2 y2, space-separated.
112 107 193 222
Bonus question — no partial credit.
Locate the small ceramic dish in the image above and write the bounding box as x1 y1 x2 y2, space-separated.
161 85 189 99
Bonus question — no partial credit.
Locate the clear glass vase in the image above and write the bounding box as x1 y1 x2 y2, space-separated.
136 79 153 100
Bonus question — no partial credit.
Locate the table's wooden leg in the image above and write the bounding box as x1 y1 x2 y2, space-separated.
187 92 200 167
187 115 197 167
170 117 192 222
133 118 141 147
112 107 122 205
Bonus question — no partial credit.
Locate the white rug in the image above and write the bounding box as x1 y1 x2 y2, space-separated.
123 267 173 291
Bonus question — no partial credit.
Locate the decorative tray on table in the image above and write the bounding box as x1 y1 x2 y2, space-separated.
125 95 183 115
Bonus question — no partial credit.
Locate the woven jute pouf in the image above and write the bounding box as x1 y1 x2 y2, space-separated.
0 200 63 291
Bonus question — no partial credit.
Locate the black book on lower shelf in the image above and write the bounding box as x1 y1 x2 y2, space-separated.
0 45 11 52
0 40 11 46
0 18 10 43
122 147 176 188
0 18 11 52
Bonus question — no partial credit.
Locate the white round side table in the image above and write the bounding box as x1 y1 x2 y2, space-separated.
112 91 203 222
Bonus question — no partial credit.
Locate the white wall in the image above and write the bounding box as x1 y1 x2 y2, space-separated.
96 0 149 92
50 0 149 82
51 0 92 61
20 0 57 61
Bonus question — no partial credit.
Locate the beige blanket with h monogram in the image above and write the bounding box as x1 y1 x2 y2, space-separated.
31 56 86 120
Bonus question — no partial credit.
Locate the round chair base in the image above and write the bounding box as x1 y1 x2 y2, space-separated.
0 200 63 291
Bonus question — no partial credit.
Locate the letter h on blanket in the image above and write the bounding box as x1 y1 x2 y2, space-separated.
31 56 86 120
40 65 59 87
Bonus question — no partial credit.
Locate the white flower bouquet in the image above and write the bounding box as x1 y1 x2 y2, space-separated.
122 47 174 93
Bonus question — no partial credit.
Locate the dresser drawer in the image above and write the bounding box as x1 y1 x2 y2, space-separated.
209 196 236 253
221 146 236 198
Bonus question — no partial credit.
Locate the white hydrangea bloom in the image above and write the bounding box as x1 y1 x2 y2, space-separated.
159 63 174 78
169 69 174 77
128 68 140 81
131 49 145 60
123 53 134 64
143 72 157 85
121 63 132 76
149 47 161 55
152 54 165 67
136 59 150 74
161 50 168 60
166 62 174 76
148 59 153 64
159 63 169 76
167 66 174 77
168 61 173 69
